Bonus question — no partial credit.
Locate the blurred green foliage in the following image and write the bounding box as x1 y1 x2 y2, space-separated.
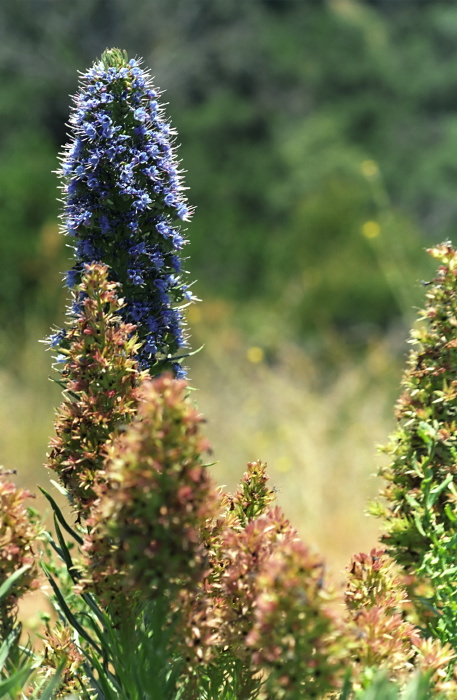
2 0 457 350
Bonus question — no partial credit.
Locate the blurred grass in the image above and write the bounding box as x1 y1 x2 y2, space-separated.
0 300 407 584
187 299 404 576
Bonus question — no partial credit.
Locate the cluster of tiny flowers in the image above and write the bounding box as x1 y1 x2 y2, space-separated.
345 548 409 614
215 508 294 657
57 48 194 375
80 375 217 614
37 622 85 698
222 459 277 527
176 461 345 698
177 508 293 696
47 263 146 519
0 474 41 638
345 549 418 683
247 538 344 700
344 548 457 693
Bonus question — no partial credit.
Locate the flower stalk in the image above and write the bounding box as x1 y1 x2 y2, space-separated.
47 263 145 518
374 243 457 646
57 48 194 375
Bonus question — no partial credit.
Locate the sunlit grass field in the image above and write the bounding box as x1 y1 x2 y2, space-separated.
0 300 407 583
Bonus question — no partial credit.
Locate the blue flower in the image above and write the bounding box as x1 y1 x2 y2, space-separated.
48 329 67 348
65 269 80 288
57 48 194 375
134 107 148 123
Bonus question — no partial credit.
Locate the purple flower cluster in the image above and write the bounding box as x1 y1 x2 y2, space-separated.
58 48 194 374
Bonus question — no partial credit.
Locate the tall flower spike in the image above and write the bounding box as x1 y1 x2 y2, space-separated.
247 538 345 700
58 48 194 376
47 263 146 518
80 375 217 613
374 243 457 643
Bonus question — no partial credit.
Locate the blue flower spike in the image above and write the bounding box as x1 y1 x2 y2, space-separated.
57 48 195 375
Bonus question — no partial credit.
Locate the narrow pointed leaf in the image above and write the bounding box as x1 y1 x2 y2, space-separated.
0 565 31 601
42 564 101 655
39 487 84 545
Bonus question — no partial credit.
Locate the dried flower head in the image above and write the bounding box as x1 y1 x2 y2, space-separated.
47 263 145 518
55 48 194 376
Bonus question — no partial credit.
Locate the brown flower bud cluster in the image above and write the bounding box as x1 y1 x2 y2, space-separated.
345 548 457 693
47 263 146 519
0 475 40 638
80 375 218 613
176 462 345 698
39 621 85 698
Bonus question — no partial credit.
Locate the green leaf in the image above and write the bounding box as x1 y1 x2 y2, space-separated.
0 664 33 697
413 512 427 537
81 591 109 627
0 565 31 601
42 563 102 655
338 670 353 699
39 486 84 545
49 479 70 499
426 474 454 509
402 672 432 700
0 630 19 672
83 650 121 699
445 503 457 522
52 513 80 582
28 659 66 700
417 421 437 445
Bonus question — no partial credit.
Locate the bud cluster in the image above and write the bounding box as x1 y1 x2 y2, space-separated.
47 263 145 517
345 548 457 693
0 476 40 637
81 375 217 612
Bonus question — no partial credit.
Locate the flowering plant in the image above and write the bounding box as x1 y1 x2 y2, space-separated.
54 48 194 376
3 48 457 700
373 243 457 648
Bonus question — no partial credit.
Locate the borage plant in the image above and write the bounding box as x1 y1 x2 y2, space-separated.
53 47 194 376
3 47 457 700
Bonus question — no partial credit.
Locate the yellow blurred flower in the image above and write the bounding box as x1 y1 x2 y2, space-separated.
362 221 381 239
247 346 264 364
360 159 379 178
